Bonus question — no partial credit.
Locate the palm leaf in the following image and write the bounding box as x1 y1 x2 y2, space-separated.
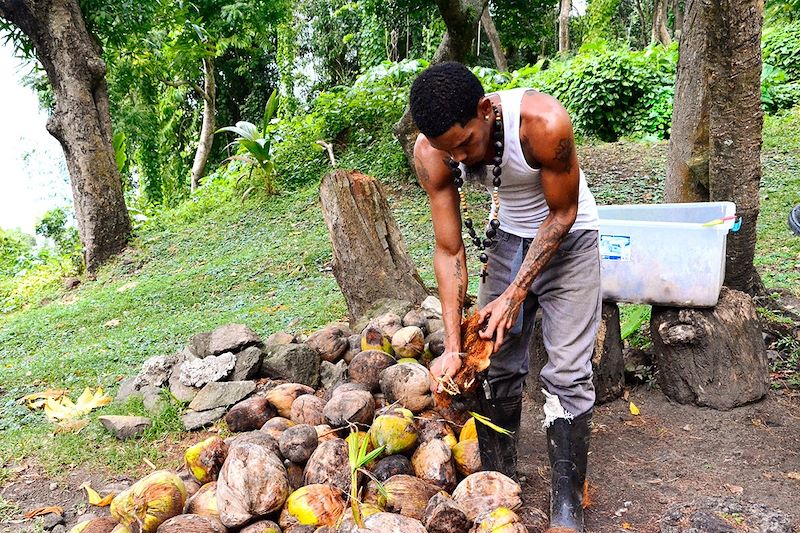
469 411 513 436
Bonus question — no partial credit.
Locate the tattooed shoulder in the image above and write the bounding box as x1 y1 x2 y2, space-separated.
554 138 574 173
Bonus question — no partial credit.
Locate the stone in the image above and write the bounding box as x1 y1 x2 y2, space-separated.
51 526 65 533
208 323 261 356
266 331 296 345
180 352 236 387
115 376 141 403
260 343 321 388
320 360 348 391
661 497 792 533
427 318 444 333
421 296 443 319
63 277 80 291
190 331 212 358
141 385 165 414
169 362 199 403
189 381 256 412
133 354 178 389
229 346 263 381
182 407 227 431
42 512 64 530
98 415 152 439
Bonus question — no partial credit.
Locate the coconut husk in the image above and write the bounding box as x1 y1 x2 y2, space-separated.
306 325 350 363
184 482 219 517
379 363 433 413
323 390 375 427
290 394 327 426
314 424 341 442
260 416 295 441
239 520 281 533
452 471 522 522
371 454 414 482
359 324 393 355
156 514 227 533
368 407 418 455
279 424 319 463
224 396 276 432
432 314 493 409
185 436 228 484
403 309 429 334
324 381 369 402
348 350 395 391
416 411 458 448
423 492 472 533
265 383 315 418
374 312 403 337
216 442 290 527
176 468 201 498
303 438 350 492
226 430 281 457
364 474 440 521
110 470 187 533
279 484 346 529
452 439 481 477
343 334 362 364
284 459 305 491
75 517 118 533
410 439 457 492
363 512 427 532
392 326 425 358
470 507 528 532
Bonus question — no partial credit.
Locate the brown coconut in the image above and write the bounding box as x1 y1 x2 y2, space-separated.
411 439 457 492
290 394 327 426
176 468 201 498
265 383 315 418
349 350 395 391
110 470 187 533
403 309 429 334
423 492 472 533
156 514 227 533
184 482 219 517
371 454 414 482
416 411 458 448
303 438 351 492
452 439 481 477
260 416 295 441
226 430 281 457
374 312 403 337
392 326 425 359
452 471 522 522
379 363 433 413
224 396 276 432
239 520 281 533
284 460 305 491
364 474 440 521
323 389 375 428
363 512 427 532
425 330 445 358
314 424 340 442
216 442 290 528
323 381 369 402
433 314 493 409
306 325 350 362
77 517 118 533
279 484 346 529
279 424 319 463
185 436 228 484
344 334 362 364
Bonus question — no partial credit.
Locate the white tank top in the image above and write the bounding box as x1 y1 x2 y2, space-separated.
461 88 599 238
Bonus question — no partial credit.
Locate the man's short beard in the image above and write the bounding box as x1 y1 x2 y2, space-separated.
464 162 487 183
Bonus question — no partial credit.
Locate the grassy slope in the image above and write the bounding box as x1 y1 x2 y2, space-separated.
0 109 798 478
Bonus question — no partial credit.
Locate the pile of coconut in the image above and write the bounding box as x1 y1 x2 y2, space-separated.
73 298 528 532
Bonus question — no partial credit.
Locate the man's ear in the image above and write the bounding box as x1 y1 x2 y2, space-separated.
477 97 492 120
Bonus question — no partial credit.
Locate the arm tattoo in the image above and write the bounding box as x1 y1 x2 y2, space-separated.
554 138 574 173
512 219 570 292
414 158 430 185
454 257 464 310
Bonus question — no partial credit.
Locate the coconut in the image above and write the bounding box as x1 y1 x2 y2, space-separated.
402 309 429 334
363 474 440 520
109 524 130 533
433 314 493 408
260 416 295 441
379 364 433 413
349 350 395 391
372 392 389 410
470 507 528 532
359 323 393 355
239 520 281 533
156 514 227 533
452 471 522 522
306 325 350 363
416 411 458 448
343 334 362 364
375 312 404 337
284 459 305 490
69 517 118 533
110 470 187 532
227 430 281 457
363 512 427 533
369 407 418 455
177 468 202 498
265 383 315 418
459 417 477 442
303 438 351 492
184 436 228 484
396 357 420 364
279 424 319 463
216 442 290 527
410 439 457 491
323 389 375 427
371 454 414 482
392 326 425 359
425 330 445 358
452 439 481 477
279 484 346 528
225 396 276 432
422 492 472 533
315 424 340 441
323 381 369 402
184 481 219 517
290 394 327 426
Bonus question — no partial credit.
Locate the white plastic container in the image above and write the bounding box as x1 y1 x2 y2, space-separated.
597 201 737 307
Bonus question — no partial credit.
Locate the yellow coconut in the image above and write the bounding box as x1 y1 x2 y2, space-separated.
184 481 219 517
452 438 482 476
369 407 418 455
397 357 420 364
460 417 477 442
281 484 346 527
471 507 528 533
110 470 187 533
360 323 394 354
452 471 522 522
185 436 228 484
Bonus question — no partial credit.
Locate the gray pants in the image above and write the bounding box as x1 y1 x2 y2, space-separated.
477 228 601 416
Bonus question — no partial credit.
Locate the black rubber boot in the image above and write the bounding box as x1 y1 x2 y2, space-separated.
475 385 522 480
546 409 592 532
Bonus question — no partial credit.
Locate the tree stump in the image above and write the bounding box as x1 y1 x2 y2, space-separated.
525 302 625 406
319 169 429 322
650 287 769 410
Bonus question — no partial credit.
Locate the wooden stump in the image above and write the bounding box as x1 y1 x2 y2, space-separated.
650 287 769 410
319 169 429 322
525 302 625 405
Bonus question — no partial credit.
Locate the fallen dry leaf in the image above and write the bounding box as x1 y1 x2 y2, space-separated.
24 506 63 519
629 401 641 416
787 472 800 481
20 389 68 410
81 483 116 507
724 483 744 495
54 419 90 434
42 388 111 421
622 523 632 530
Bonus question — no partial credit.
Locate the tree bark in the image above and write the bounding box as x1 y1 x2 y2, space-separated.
634 0 650 46
393 0 488 169
559 0 571 57
191 57 217 193
0 0 131 273
651 0 672 45
481 9 507 71
650 288 769 410
319 170 429 323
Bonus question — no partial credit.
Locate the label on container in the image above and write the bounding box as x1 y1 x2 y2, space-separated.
599 234 631 261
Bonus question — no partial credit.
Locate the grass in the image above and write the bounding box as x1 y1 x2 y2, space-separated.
0 107 798 481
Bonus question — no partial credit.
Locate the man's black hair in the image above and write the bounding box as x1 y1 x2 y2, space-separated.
410 62 485 139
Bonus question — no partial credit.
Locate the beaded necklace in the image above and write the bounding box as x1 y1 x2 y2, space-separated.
447 104 503 283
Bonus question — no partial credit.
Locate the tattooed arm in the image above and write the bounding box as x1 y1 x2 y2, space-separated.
478 93 580 351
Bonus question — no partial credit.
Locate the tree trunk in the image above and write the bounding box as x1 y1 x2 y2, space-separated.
0 0 131 273
673 0 684 39
650 288 769 410
393 0 488 169
191 57 217 193
651 0 672 45
481 9 507 71
319 170 429 323
559 0 571 57
634 0 649 46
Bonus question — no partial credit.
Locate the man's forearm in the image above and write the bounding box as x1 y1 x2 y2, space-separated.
434 245 468 353
511 213 573 293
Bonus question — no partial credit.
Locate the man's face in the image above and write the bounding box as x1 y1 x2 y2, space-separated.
427 99 492 167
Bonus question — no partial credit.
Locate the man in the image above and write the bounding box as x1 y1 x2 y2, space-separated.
409 62 601 532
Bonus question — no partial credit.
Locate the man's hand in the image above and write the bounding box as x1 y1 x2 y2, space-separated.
429 352 463 393
477 286 527 352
